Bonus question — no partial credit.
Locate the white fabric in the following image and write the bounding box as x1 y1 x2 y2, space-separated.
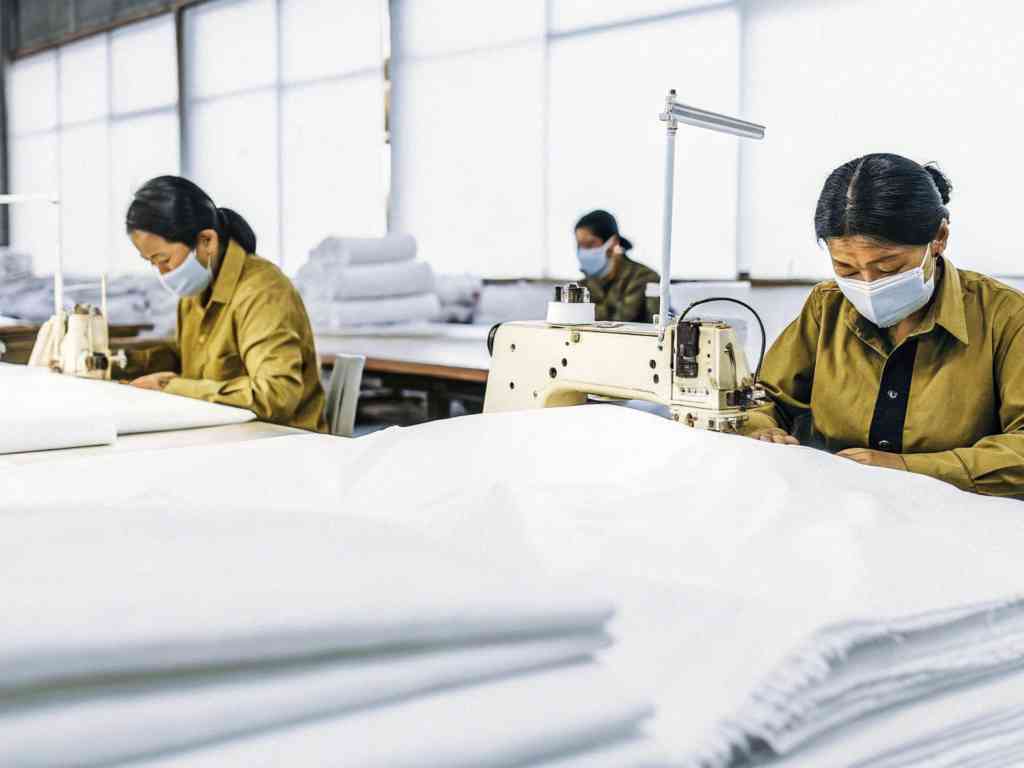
776 667 1024 767
311 233 417 266
124 663 651 768
0 458 611 686
296 259 435 301
0 315 19 325
530 737 671 767
5 405 1024 764
305 293 442 328
2 634 608 768
0 402 115 454
0 363 254 437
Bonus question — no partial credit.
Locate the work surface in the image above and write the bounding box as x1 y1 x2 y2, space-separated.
315 324 491 383
3 405 1021 766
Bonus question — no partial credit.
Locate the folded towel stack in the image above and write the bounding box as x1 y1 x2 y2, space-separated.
476 280 553 326
296 234 443 331
434 273 483 323
0 440 664 767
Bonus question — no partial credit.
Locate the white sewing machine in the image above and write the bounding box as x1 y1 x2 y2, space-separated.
484 91 767 432
2 193 127 380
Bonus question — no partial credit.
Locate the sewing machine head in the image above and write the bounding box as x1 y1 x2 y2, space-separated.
483 284 766 432
28 281 128 380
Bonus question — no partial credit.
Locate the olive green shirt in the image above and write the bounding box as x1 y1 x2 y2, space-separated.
124 240 328 433
744 258 1024 497
582 256 660 323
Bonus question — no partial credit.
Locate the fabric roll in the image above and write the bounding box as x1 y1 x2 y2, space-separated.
306 293 442 329
311 234 417 266
296 260 435 302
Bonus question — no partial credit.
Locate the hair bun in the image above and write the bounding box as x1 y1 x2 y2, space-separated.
924 163 952 205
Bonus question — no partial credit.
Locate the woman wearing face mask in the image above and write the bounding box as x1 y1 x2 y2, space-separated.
123 176 327 433
742 153 1024 497
575 210 660 323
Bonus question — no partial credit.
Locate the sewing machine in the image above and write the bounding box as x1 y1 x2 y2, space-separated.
483 91 768 432
1 194 127 380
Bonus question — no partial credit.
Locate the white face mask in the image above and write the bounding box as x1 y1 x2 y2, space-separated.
577 238 613 278
158 250 212 298
833 244 936 328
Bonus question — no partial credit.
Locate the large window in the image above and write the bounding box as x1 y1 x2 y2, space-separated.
7 15 179 276
183 0 387 276
740 0 1024 280
390 0 739 279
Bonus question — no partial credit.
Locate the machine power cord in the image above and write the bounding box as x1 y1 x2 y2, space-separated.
678 298 767 384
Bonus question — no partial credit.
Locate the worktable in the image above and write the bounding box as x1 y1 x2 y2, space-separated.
2 421 302 465
0 322 154 364
316 325 492 420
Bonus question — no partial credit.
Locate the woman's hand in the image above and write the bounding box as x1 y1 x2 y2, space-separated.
747 427 800 445
130 372 178 391
836 447 907 471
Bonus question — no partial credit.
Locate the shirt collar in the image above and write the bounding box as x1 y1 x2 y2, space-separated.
841 255 970 347
211 239 247 305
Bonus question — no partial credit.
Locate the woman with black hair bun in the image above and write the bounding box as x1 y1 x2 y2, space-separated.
123 175 327 433
574 209 660 323
740 153 1024 497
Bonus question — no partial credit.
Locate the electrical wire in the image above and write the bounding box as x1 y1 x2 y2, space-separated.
678 297 767 384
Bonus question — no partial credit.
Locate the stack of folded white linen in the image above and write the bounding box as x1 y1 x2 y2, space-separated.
295 234 442 331
475 280 553 326
0 448 663 767
435 273 483 323
0 269 177 335
0 362 253 453
9 404 1024 766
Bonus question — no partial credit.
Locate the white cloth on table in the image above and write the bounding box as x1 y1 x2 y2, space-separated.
0 363 254 437
530 737 671 767
295 259 435 301
122 663 651 768
5 405 1024 765
0 634 608 767
305 293 442 328
0 402 115 453
311 233 417 266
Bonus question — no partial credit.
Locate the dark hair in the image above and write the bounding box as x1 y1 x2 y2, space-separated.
575 209 634 252
814 153 952 247
125 175 257 254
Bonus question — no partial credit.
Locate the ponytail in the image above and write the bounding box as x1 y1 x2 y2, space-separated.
217 207 257 254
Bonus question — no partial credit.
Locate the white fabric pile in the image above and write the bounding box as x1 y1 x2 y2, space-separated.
318 406 1024 768
435 273 483 323
0 269 177 336
0 446 660 767
0 362 253 453
295 234 443 331
476 280 553 325
7 404 1024 765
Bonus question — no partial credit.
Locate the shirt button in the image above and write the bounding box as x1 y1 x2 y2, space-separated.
887 390 899 400
878 440 893 451
198 335 206 344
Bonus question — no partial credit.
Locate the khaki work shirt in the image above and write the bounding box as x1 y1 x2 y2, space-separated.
744 258 1024 497
125 240 327 433
582 256 660 323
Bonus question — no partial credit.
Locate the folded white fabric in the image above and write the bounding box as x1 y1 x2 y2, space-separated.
774 666 1024 767
435 273 483 307
530 736 672 767
0 468 612 687
123 663 652 768
306 293 442 328
296 259 435 301
1 633 608 768
0 401 115 453
0 363 254 437
311 233 417 266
